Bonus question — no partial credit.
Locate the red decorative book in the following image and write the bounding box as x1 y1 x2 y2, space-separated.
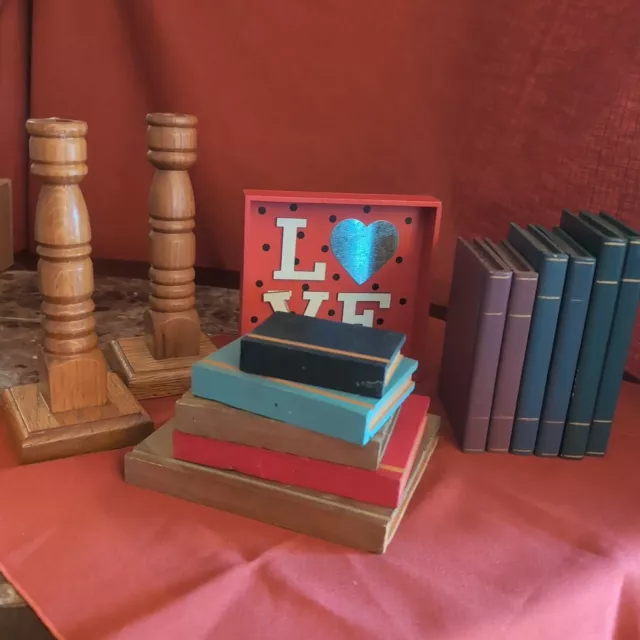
173 394 430 508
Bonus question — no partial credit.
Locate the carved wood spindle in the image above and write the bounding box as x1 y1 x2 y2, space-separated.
27 117 108 413
144 113 200 360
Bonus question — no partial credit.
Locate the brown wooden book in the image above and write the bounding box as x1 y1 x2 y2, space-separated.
174 391 398 470
124 414 440 553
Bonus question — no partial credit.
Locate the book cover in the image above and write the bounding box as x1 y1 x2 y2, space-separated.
174 394 430 508
174 391 398 471
533 226 596 456
507 223 568 454
438 238 512 452
587 213 640 455
192 338 417 445
240 312 406 399
484 240 538 452
124 414 441 554
559 210 627 459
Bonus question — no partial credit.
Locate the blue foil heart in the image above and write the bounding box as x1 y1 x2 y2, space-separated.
330 219 399 285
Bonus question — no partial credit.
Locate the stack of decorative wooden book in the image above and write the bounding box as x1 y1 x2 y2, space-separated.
439 211 639 460
125 312 440 552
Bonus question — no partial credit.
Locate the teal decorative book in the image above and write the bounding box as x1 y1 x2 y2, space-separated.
587 213 640 456
533 226 596 457
191 338 417 445
559 210 628 459
507 223 568 455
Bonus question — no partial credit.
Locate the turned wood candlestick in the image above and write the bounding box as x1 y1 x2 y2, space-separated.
145 113 200 359
0 118 153 464
105 113 215 400
29 118 109 412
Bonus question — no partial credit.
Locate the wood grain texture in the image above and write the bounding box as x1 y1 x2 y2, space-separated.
144 112 201 360
1 372 153 464
175 391 397 470
27 117 109 413
124 415 440 553
105 333 216 400
0 180 12 272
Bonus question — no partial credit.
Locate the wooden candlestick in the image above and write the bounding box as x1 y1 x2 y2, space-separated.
1 118 153 464
106 113 215 399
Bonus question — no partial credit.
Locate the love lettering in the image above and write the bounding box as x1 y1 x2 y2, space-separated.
263 217 391 327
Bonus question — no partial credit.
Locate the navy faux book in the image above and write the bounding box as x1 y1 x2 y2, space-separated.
559 210 627 459
239 312 406 398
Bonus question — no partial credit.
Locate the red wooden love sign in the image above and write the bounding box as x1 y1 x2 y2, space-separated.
240 190 441 371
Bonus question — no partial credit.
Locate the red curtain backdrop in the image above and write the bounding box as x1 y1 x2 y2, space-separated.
0 0 29 253
26 0 640 373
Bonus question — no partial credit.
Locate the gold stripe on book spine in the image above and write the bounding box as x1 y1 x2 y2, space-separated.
247 333 391 363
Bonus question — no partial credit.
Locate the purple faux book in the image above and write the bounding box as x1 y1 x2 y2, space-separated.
484 241 538 452
438 238 513 452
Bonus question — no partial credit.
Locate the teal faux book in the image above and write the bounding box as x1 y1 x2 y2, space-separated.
191 338 417 445
559 210 627 459
533 226 596 457
507 223 568 455
587 213 640 456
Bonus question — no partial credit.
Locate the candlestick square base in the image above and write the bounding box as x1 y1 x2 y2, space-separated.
105 333 217 400
1 373 154 464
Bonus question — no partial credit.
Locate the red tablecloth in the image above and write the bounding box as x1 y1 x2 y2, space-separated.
0 320 639 639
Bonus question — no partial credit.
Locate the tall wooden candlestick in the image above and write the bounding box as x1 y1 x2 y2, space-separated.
106 113 215 399
1 118 153 464
145 112 200 359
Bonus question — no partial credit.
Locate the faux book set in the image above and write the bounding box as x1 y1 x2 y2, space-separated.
439 212 640 460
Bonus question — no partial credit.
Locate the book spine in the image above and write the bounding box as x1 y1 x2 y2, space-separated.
462 273 512 452
560 244 627 459
535 257 595 456
511 258 568 454
486 274 537 452
240 338 386 399
587 240 640 455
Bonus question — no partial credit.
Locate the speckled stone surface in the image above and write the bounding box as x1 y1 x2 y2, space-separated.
0 270 239 390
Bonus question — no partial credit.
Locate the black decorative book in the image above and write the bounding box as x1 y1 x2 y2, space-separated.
239 311 406 398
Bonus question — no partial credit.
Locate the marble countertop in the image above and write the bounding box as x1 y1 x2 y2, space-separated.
0 270 239 390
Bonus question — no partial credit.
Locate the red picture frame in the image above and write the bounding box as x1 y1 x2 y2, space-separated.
240 190 441 376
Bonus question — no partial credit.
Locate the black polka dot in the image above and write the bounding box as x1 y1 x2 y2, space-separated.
297 231 305 239
332 273 340 281
329 215 337 223
295 257 300 265
363 205 371 213
262 243 270 251
258 206 266 215
251 316 258 323
255 280 263 288
328 309 335 317
400 298 407 305
395 256 403 264
290 203 298 211
376 318 384 326
405 217 413 225
302 284 309 291
321 245 329 253
372 283 379 291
